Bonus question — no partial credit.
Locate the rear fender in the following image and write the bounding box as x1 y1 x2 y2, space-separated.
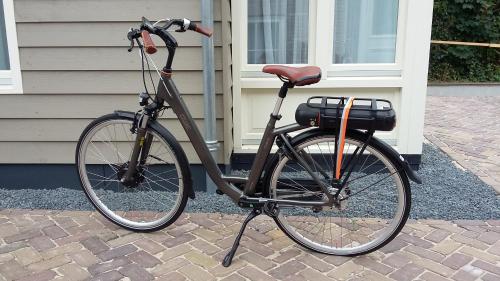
289 128 422 184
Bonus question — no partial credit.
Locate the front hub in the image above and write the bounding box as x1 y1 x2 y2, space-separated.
117 162 145 188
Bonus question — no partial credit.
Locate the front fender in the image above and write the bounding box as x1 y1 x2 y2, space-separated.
289 128 422 184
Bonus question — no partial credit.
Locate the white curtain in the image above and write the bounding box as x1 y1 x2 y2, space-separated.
248 0 309 64
333 0 399 64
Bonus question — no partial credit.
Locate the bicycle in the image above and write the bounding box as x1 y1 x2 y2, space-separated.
76 17 422 267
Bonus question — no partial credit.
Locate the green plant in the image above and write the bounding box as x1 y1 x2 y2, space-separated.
429 0 500 82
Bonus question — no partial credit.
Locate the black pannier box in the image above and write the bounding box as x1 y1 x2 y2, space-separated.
295 96 396 131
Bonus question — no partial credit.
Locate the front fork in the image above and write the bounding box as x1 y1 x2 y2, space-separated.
121 113 152 184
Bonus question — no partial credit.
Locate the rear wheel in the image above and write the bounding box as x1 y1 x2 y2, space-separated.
266 130 411 255
76 113 190 232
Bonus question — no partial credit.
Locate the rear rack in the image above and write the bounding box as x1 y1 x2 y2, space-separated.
295 96 397 132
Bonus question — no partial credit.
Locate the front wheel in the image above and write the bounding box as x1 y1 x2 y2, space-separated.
266 130 411 256
76 113 190 232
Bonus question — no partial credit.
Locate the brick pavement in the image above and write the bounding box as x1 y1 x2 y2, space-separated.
1 209 499 281
424 96 500 193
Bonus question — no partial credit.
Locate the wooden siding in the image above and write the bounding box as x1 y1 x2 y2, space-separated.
3 0 229 164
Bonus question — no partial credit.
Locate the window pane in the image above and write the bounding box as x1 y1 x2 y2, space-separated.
248 0 309 64
333 0 398 64
0 1 9 70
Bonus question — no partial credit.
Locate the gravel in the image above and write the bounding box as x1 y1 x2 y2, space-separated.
0 143 499 220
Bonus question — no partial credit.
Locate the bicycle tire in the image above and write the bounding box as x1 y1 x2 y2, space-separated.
76 112 191 232
264 129 411 256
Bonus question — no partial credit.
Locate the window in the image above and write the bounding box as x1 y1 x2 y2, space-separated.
247 0 309 64
0 2 9 70
0 0 22 94
333 0 399 64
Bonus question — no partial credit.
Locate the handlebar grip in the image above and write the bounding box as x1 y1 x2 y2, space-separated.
141 30 157 54
193 24 213 37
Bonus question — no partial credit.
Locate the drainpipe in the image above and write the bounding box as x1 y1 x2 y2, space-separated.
201 0 218 193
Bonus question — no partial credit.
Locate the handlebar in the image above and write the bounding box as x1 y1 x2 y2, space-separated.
128 17 213 72
141 30 157 54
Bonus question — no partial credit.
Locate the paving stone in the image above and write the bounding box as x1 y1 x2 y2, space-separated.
29 236 56 252
420 271 450 281
192 228 223 242
269 260 307 280
382 252 411 268
322 254 351 266
327 261 364 280
240 251 276 270
0 241 28 254
460 245 500 264
0 260 31 280
81 236 110 255
442 253 473 270
15 270 57 281
424 229 451 243
220 273 246 281
127 250 161 268
398 233 434 248
41 242 82 259
272 248 301 263
4 229 41 244
450 269 480 281
152 257 189 277
163 233 196 247
299 268 333 281
379 237 408 253
90 270 123 281
477 231 500 245
88 257 131 276
58 263 91 281
13 246 43 265
482 273 500 281
158 244 192 261
431 239 463 255
179 264 216 281
118 263 154 281
405 245 446 262
184 249 219 269
296 254 333 272
27 254 71 272
156 271 186 281
69 249 100 267
190 239 221 255
132 238 164 255
388 263 424 281
97 244 137 261
353 256 394 275
107 233 143 248
238 266 274 281
208 261 247 278
471 260 500 275
42 225 68 240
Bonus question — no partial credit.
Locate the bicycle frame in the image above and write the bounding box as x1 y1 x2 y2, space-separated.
153 76 335 206
122 18 382 208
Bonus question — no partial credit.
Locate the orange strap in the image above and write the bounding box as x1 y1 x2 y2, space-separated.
335 97 355 180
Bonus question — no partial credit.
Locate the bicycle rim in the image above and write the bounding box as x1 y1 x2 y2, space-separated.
77 118 185 230
269 134 408 255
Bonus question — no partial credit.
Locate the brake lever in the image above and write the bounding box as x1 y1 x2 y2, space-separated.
128 38 135 52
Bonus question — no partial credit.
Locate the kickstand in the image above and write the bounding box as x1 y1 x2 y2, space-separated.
222 208 261 267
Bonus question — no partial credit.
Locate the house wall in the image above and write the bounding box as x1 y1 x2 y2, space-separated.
230 0 434 162
2 0 230 165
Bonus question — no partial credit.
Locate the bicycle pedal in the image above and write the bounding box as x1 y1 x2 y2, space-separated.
215 189 224 195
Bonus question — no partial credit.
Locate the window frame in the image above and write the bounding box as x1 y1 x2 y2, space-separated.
0 0 22 94
240 0 317 73
326 0 408 77
238 0 407 79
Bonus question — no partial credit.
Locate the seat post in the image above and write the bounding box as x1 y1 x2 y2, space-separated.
272 82 292 117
